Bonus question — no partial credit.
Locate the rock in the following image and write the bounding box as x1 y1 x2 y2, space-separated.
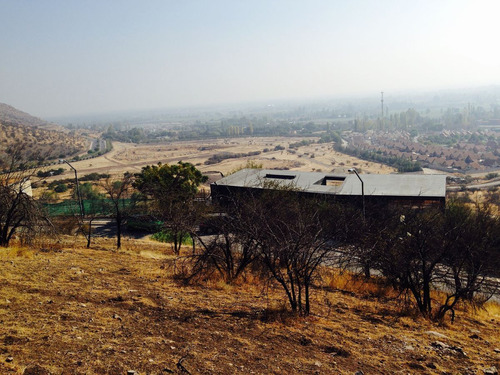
355 371 364 375
5 356 13 362
461 367 475 375
494 348 500 353
483 366 498 375
469 333 480 339
323 345 350 357
23 365 51 375
408 362 425 370
431 341 449 349
112 314 122 321
426 331 448 339
450 346 467 357
127 371 136 375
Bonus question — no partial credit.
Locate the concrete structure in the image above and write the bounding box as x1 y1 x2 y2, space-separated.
211 169 446 209
6 177 33 197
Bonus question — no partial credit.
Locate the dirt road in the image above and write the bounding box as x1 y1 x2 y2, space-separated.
46 137 395 183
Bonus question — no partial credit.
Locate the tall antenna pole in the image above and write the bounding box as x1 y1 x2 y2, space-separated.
380 91 384 129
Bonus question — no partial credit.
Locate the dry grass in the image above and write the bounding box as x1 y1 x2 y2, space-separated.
322 269 399 300
0 238 499 374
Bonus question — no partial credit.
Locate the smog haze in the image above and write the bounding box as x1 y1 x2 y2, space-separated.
1 0 499 118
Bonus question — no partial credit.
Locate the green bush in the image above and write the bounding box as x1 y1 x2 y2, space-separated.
151 230 192 245
127 219 163 233
37 168 65 178
54 183 68 193
80 172 111 181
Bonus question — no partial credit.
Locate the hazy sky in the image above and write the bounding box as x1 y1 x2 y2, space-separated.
1 0 500 118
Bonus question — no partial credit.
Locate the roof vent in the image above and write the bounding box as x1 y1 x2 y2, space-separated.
320 176 346 186
264 173 295 180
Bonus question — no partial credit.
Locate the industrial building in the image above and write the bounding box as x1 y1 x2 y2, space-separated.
210 169 446 209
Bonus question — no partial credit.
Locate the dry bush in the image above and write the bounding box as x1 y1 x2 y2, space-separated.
52 216 80 235
479 301 500 318
259 301 297 324
163 254 201 283
234 265 270 289
321 268 397 300
30 236 64 252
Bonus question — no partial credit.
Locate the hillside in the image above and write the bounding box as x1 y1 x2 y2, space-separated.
0 238 498 375
0 103 87 165
0 103 50 129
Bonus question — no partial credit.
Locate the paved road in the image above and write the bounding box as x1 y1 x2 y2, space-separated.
466 179 500 189
90 218 150 239
448 178 500 191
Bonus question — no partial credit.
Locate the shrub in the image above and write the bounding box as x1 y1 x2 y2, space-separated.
151 230 192 246
80 173 111 181
54 183 68 193
127 219 162 233
485 172 499 180
228 160 263 175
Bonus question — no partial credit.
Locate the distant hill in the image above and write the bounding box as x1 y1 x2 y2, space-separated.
0 102 51 128
0 103 87 167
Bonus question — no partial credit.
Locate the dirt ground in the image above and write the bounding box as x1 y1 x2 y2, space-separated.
47 137 396 183
0 238 499 375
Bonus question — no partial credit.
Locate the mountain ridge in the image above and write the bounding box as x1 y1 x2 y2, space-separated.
0 102 86 165
0 102 52 128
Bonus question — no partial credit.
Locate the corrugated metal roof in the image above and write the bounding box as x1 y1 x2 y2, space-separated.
338 174 446 197
213 169 446 198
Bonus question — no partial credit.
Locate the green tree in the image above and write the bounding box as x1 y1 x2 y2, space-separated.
134 162 207 254
76 182 102 201
54 183 68 193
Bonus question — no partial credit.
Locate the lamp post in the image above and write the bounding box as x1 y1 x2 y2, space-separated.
348 168 365 220
64 160 85 219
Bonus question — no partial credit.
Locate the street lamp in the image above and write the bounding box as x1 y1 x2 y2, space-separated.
348 168 365 219
63 160 85 219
